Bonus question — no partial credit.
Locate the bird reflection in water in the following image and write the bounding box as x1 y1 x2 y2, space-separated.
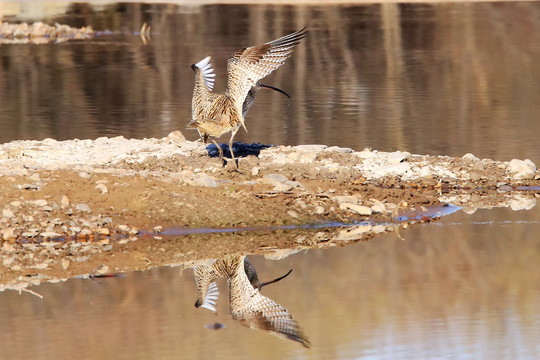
193 255 310 348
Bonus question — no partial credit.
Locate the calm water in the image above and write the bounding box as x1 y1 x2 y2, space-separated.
1 2 540 163
1 206 540 360
1 2 540 359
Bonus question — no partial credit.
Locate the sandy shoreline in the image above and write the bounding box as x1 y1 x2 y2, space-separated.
0 132 538 292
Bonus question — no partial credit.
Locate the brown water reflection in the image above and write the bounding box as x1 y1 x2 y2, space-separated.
1 206 540 359
1 2 540 163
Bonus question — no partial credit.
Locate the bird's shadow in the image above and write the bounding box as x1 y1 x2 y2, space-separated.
206 142 274 159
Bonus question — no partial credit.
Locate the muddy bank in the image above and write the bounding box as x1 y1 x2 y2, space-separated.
0 132 538 292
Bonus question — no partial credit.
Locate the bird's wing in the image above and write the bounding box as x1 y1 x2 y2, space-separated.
199 281 220 313
226 28 306 109
193 56 216 91
239 291 311 348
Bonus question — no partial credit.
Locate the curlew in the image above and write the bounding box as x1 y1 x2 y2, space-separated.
187 28 306 168
194 256 292 311
193 256 308 347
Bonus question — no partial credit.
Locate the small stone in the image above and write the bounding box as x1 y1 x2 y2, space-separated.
3 242 15 252
117 225 129 232
190 175 218 188
2 208 15 218
153 226 163 234
61 259 70 270
96 228 110 235
60 195 70 208
165 130 186 144
31 199 48 207
263 174 289 185
314 206 325 214
11 265 21 271
40 231 62 239
287 210 299 218
251 167 260 176
387 151 409 164
42 206 53 212
3 257 14 266
32 263 49 269
340 203 373 216
371 201 386 214
79 172 91 179
79 229 92 236
95 184 108 194
76 204 91 213
462 153 479 161
508 159 536 180
273 183 293 192
9 201 21 207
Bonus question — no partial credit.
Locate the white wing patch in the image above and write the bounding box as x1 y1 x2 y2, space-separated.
194 56 216 91
200 281 219 313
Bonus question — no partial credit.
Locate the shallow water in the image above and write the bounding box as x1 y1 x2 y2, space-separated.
1 2 540 359
1 2 540 163
1 205 540 359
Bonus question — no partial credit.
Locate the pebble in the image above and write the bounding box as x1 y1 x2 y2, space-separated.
40 231 62 239
263 174 289 185
76 204 91 213
153 226 163 234
96 228 110 236
2 208 15 218
508 159 536 180
79 172 91 179
339 203 373 216
95 184 108 194
117 225 129 231
31 199 48 207
61 259 70 270
314 206 325 214
60 195 70 208
287 210 299 218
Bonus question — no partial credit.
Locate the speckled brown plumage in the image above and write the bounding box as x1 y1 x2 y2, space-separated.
187 28 306 168
193 255 309 347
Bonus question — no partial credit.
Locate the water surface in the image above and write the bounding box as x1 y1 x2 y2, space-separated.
1 2 540 163
1 2 540 359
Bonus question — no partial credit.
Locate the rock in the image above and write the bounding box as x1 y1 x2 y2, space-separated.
31 199 48 207
2 208 15 218
32 263 49 270
96 228 110 235
153 226 163 234
509 195 536 211
117 225 129 232
60 195 70 208
76 204 91 213
263 174 289 184
273 183 293 192
295 144 327 152
371 201 386 213
339 203 373 216
95 183 108 194
387 151 409 164
190 174 218 188
165 130 186 144
462 153 479 162
314 206 325 214
287 210 299 218
251 167 260 176
9 201 21 207
79 172 91 179
332 195 359 204
508 159 536 180
40 231 62 239
61 259 70 270
3 257 14 266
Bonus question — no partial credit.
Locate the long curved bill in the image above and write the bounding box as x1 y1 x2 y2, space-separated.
258 83 291 98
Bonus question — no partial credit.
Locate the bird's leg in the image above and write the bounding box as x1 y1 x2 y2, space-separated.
210 138 224 165
228 129 240 170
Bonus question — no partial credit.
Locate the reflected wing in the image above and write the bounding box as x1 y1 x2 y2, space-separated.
226 28 306 109
244 292 311 348
199 281 219 313
194 265 220 313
